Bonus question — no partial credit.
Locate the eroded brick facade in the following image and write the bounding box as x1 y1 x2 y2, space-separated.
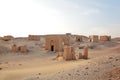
45 35 70 52
63 46 75 60
2 35 14 41
28 35 40 41
100 35 111 41
83 46 88 59
11 44 28 53
89 35 99 42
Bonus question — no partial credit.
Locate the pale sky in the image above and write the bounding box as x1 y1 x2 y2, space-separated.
0 0 120 37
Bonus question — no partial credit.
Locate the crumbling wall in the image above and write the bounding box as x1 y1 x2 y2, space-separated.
18 45 28 53
11 44 28 53
100 36 111 41
89 35 98 42
55 45 89 61
83 46 88 59
11 44 18 53
62 36 70 45
74 36 83 42
63 46 75 60
28 35 40 41
2 35 14 41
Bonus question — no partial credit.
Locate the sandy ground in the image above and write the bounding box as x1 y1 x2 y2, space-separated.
0 38 120 80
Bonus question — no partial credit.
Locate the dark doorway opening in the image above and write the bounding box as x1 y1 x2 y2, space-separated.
78 39 80 41
51 45 54 51
90 39 91 42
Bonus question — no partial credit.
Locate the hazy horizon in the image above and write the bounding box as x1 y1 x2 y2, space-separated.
0 0 120 37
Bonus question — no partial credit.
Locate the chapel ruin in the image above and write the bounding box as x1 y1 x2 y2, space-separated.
45 35 70 52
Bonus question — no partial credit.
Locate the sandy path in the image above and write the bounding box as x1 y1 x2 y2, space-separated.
0 59 89 80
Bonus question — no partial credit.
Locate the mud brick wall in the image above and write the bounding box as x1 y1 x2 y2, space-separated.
63 46 75 60
100 36 111 41
28 35 40 41
3 35 14 41
83 46 88 59
45 35 70 52
74 36 83 42
89 35 99 42
11 44 18 53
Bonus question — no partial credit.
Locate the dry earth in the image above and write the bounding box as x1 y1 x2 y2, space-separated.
0 37 120 80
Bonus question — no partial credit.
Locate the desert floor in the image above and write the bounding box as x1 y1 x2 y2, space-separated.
0 38 120 80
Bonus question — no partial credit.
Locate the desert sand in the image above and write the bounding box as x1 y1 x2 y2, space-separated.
0 36 120 80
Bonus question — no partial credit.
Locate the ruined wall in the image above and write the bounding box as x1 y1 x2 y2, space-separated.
100 36 111 41
28 35 40 41
83 46 88 59
74 36 83 42
62 36 70 45
11 44 18 53
89 35 99 42
56 45 89 61
3 35 14 41
11 44 28 53
63 46 75 60
18 45 28 53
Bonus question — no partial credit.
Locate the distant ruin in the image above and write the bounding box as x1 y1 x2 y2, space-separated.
2 35 14 41
2 34 111 60
89 35 99 42
89 35 111 42
100 35 111 41
28 35 40 41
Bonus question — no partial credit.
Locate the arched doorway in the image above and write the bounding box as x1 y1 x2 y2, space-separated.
50 40 55 51
51 45 54 51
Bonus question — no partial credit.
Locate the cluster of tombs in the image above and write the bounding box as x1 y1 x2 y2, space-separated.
74 35 111 42
2 34 111 60
89 35 111 42
45 35 89 60
0 35 40 41
45 34 111 53
55 46 88 60
0 34 111 42
44 34 111 60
